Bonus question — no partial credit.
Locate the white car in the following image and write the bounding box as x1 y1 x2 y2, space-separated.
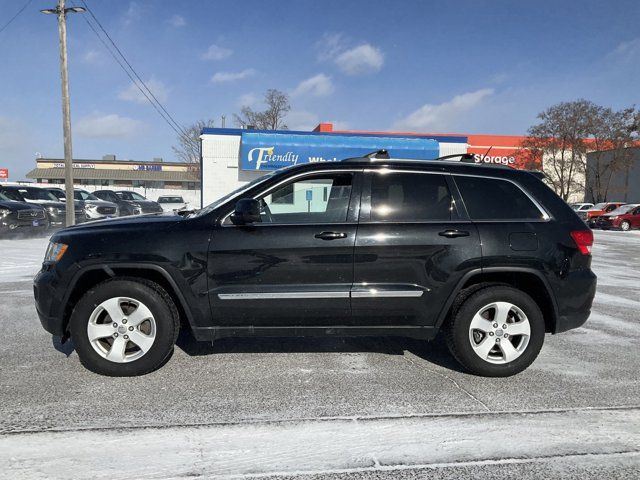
157 195 193 213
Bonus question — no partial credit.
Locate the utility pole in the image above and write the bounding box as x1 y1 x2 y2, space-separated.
41 1 85 227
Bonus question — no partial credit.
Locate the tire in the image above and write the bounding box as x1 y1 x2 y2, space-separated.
69 277 180 376
620 221 631 231
445 286 545 377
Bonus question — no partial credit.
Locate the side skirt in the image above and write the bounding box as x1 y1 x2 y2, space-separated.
192 325 438 342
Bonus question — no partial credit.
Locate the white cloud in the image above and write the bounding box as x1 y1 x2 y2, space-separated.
291 74 334 97
286 111 320 131
237 92 259 107
168 14 186 28
118 78 169 105
82 49 101 64
316 33 384 76
335 44 384 75
122 2 141 26
210 69 255 84
393 88 495 131
609 38 640 61
316 33 347 62
202 44 232 61
75 113 144 139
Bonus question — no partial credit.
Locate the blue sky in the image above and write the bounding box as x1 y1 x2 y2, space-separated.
0 0 639 179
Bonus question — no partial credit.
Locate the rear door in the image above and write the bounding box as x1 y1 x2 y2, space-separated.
351 169 481 328
207 170 361 328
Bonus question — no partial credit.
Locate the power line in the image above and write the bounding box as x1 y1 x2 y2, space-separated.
0 0 34 36
72 0 188 139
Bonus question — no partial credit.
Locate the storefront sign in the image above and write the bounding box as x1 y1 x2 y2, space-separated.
467 147 542 170
240 132 439 171
53 162 96 169
134 164 162 171
0 168 8 180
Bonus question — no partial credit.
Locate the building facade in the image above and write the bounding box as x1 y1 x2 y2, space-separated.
200 123 539 207
585 147 640 203
26 155 200 191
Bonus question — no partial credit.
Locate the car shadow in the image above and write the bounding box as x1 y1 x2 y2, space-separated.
175 329 465 373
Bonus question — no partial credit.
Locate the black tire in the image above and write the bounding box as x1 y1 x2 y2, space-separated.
69 277 180 376
620 221 631 231
445 286 545 377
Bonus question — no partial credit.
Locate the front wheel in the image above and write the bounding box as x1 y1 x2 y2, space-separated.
445 286 545 377
620 221 631 231
69 278 180 376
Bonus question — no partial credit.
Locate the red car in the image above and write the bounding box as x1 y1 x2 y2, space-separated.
585 202 626 227
595 204 640 231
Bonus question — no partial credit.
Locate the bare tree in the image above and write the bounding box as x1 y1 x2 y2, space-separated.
584 107 637 203
234 89 290 130
172 119 215 164
521 100 595 201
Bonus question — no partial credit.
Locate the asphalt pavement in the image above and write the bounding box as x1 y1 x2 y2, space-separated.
0 231 639 479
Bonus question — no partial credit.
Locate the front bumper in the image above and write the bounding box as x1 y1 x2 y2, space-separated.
34 267 67 336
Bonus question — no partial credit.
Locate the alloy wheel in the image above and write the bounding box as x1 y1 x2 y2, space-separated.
468 302 531 364
87 297 156 363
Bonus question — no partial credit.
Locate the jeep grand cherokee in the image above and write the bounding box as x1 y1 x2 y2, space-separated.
34 155 596 377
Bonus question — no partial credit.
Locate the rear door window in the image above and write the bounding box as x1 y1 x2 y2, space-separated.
369 172 454 222
454 176 544 221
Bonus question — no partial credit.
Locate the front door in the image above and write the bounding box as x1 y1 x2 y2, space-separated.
352 169 482 329
207 170 361 329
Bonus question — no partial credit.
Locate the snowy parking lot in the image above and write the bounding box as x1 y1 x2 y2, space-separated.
0 230 639 479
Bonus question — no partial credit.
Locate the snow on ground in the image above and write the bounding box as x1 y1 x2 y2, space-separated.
2 407 638 479
0 236 49 283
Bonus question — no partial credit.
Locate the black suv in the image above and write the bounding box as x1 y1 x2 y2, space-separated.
34 156 596 377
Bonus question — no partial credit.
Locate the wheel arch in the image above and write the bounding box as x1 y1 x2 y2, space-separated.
61 263 197 335
437 267 559 333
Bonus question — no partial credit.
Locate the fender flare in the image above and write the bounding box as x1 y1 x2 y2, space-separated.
434 267 559 330
62 263 198 332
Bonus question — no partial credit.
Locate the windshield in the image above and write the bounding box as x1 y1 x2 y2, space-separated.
193 172 277 217
609 204 637 215
0 189 25 202
74 190 99 201
116 191 146 201
159 196 184 203
592 203 607 210
18 188 59 202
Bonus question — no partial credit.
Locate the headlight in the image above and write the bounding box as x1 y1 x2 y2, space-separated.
44 241 68 263
46 206 62 214
0 207 10 217
611 216 618 220
85 204 98 211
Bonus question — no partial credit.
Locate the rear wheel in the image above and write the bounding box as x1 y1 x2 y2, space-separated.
620 220 631 231
70 278 179 376
445 286 545 377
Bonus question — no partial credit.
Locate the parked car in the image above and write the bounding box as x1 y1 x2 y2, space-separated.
594 204 640 231
157 195 194 213
0 191 49 235
92 190 141 216
584 202 626 226
73 190 119 220
0 185 84 228
570 202 593 212
92 190 162 216
44 187 117 222
34 154 596 377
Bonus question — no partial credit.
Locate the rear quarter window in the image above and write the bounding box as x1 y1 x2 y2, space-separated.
454 175 544 221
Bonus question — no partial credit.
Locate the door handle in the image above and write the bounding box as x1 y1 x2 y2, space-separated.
315 231 347 240
438 229 470 238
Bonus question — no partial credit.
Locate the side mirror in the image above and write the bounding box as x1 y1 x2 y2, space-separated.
230 198 261 225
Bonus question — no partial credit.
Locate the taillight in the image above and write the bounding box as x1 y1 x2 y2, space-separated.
570 230 594 255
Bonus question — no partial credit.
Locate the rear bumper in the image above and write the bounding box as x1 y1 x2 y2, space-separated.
553 269 597 334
